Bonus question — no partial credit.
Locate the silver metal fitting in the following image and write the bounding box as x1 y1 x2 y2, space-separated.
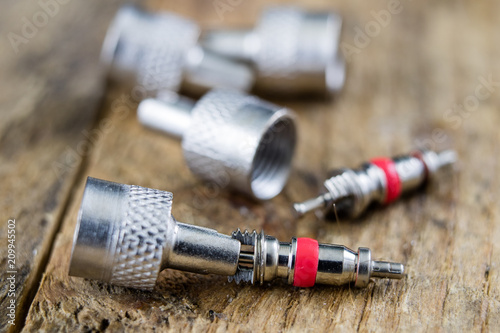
293 149 457 218
137 89 297 200
101 6 254 97
201 6 345 94
230 230 403 288
69 177 240 290
69 177 404 290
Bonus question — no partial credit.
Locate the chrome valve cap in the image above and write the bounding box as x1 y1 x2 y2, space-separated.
101 6 254 97
201 6 345 94
69 177 176 290
138 89 297 200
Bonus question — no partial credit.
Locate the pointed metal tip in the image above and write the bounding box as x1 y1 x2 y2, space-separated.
292 193 331 218
371 261 405 279
292 202 307 218
437 149 458 168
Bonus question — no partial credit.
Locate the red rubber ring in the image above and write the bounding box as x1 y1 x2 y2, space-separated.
371 157 402 204
293 238 319 287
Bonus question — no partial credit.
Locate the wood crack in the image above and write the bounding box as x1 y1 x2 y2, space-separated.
15 76 110 333
356 286 375 332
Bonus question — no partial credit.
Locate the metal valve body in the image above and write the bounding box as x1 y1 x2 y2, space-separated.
69 178 405 290
293 149 457 218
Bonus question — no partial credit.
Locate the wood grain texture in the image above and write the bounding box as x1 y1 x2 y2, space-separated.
0 1 130 331
5 0 499 331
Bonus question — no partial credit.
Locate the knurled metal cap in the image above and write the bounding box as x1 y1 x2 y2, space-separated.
101 6 199 97
254 6 345 93
182 89 297 200
69 177 176 290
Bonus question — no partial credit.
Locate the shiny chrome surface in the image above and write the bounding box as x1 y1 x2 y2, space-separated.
201 6 345 94
229 229 404 287
393 155 426 192
182 46 254 95
101 6 253 97
69 177 240 290
138 89 297 200
315 244 356 285
69 177 176 290
415 149 458 179
69 178 128 283
355 247 372 288
166 223 240 276
293 149 457 218
137 92 193 140
70 178 404 290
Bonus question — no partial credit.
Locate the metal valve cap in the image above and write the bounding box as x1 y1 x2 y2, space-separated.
101 6 199 96
182 90 297 200
69 177 175 290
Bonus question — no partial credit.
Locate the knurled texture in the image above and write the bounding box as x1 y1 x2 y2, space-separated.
229 229 257 284
324 169 357 202
324 169 365 217
325 165 387 218
117 10 199 93
254 7 302 77
109 185 173 290
182 90 280 194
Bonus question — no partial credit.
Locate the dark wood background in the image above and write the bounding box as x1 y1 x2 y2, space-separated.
1 0 499 331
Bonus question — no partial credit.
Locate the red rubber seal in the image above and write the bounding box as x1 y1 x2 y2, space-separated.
293 238 319 287
371 157 402 204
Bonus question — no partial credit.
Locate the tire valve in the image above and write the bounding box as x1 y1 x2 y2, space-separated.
69 177 404 291
293 149 457 219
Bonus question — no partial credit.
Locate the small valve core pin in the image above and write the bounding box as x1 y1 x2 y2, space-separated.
69 177 405 291
293 149 457 218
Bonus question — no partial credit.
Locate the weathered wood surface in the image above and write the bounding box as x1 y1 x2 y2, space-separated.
1 0 498 331
0 1 130 331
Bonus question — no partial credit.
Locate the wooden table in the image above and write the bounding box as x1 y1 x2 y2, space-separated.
1 0 499 331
